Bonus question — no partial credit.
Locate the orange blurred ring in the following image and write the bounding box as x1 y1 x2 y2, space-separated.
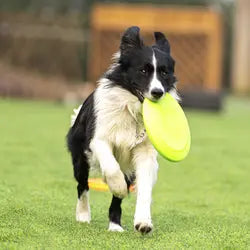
88 178 135 192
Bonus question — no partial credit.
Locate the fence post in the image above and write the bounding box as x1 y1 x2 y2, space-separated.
232 0 250 94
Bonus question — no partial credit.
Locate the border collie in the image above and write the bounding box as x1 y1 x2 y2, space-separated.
67 26 179 234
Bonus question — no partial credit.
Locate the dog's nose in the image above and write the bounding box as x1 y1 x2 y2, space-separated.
151 88 164 99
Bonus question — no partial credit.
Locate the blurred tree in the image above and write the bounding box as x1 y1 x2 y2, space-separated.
0 0 234 86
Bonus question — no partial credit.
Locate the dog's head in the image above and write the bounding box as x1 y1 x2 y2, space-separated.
106 26 177 102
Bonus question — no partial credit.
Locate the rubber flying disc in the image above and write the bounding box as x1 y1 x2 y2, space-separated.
88 178 109 191
88 178 135 192
142 93 191 162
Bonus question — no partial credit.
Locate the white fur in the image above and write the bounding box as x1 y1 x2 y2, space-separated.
94 78 143 150
147 52 165 98
89 79 146 198
108 222 124 232
90 138 128 198
92 79 144 165
94 79 144 152
71 105 82 127
76 191 91 223
132 140 158 230
106 51 120 74
169 87 181 102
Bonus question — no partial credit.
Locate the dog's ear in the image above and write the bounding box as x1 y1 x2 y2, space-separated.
120 26 143 54
154 32 170 54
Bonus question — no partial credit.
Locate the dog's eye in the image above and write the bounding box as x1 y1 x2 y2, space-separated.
161 71 167 77
140 69 146 75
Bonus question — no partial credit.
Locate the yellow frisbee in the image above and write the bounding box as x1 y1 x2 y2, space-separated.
142 93 191 162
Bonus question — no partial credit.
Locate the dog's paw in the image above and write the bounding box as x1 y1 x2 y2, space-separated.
76 212 91 223
134 221 153 234
108 222 124 232
105 170 127 198
76 196 91 223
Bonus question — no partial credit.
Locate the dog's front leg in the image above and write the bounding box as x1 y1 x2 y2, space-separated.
133 140 158 234
90 139 127 198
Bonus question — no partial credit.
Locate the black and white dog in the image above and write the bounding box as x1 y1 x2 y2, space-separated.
67 26 179 234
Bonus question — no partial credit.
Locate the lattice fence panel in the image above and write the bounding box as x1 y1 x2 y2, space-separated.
89 4 223 92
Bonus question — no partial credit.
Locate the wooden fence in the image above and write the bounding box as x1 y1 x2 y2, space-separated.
88 4 224 108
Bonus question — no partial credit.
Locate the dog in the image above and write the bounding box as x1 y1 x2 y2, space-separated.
67 26 179 234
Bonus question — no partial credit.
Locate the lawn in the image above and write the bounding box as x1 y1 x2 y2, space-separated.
0 97 250 249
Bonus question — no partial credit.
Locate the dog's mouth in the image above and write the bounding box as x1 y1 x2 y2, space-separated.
135 90 165 103
135 90 144 103
143 91 165 103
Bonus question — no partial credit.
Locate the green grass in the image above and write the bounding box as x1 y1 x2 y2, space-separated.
0 96 250 249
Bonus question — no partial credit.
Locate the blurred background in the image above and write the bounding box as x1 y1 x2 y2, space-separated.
0 1 250 247
0 0 249 109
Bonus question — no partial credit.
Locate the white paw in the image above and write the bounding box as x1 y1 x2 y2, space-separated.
134 219 153 234
105 170 127 198
76 192 91 223
76 212 91 223
108 222 124 232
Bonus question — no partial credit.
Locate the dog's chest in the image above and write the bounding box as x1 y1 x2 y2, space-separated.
110 107 146 173
113 109 146 149
93 84 149 172
95 85 147 149
98 103 146 149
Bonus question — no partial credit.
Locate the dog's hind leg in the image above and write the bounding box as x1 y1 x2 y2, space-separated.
72 151 91 223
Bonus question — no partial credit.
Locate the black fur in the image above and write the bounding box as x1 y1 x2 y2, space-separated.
109 196 122 225
108 176 134 226
106 26 176 102
67 92 96 198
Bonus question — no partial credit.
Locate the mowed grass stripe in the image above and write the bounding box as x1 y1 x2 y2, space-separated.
0 97 249 249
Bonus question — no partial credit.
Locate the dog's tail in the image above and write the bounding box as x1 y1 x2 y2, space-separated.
70 105 82 127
